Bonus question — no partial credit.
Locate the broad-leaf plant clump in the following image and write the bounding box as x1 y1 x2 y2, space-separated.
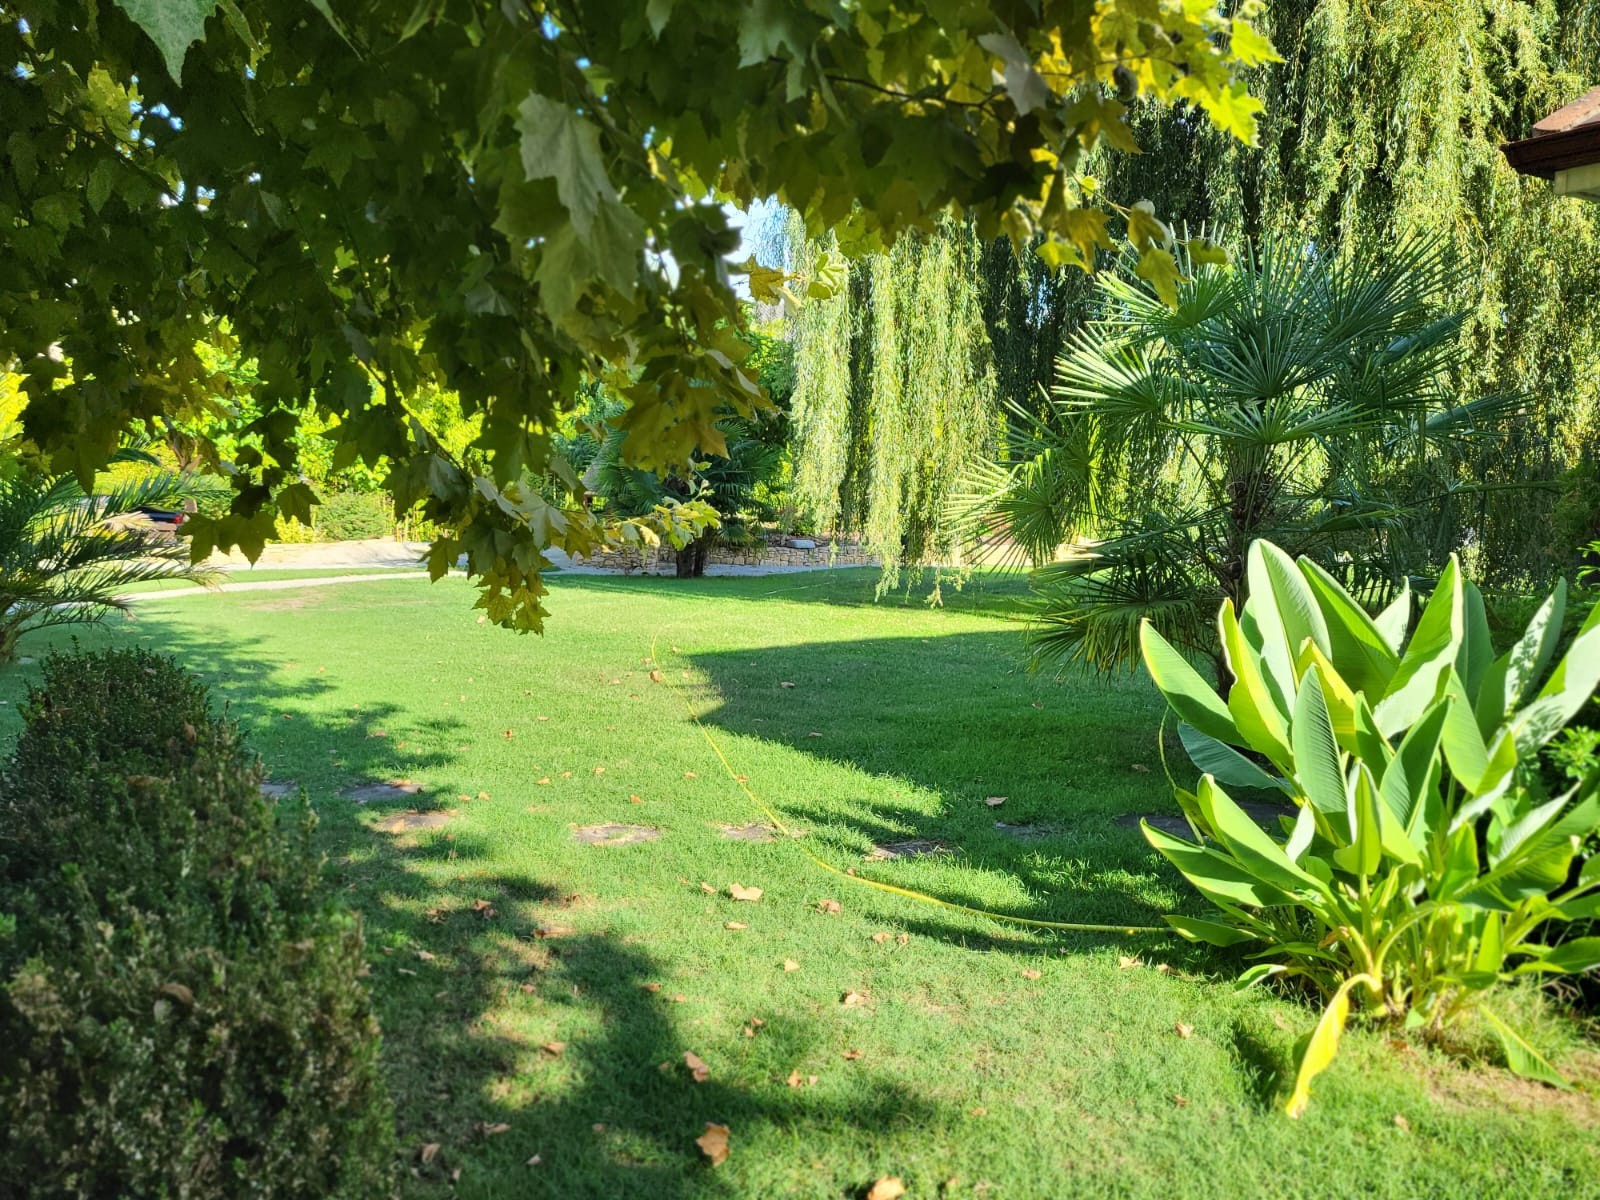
1141 541 1600 1115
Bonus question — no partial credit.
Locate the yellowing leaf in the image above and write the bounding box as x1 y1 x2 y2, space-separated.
695 1122 730 1166
1286 973 1376 1118
1135 245 1184 308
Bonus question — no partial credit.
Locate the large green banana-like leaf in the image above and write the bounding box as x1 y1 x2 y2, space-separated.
1375 557 1462 736
1480 1009 1569 1089
1296 557 1399 697
1474 580 1566 736
1508 601 1600 755
1166 914 1260 946
1514 938 1600 975
1220 602 1293 769
1179 723 1281 791
1139 621 1238 744
1141 821 1296 909
1247 541 1331 671
1291 668 1347 822
1193 775 1325 894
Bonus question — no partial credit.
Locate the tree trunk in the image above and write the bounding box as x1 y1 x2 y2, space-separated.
674 534 712 578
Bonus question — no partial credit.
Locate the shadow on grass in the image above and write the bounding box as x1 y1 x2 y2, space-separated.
2 612 955 1197
679 631 1204 957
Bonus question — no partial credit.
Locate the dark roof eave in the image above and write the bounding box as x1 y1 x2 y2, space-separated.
1502 123 1600 179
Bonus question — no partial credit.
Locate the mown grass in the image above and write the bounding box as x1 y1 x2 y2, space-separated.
3 569 1597 1200
117 565 432 594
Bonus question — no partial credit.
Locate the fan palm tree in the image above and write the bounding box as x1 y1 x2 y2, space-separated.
0 460 221 661
954 237 1521 685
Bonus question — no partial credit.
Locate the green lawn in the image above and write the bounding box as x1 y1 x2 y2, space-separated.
117 565 432 594
3 571 1597 1199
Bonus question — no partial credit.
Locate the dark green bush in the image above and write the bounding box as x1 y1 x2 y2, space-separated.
315 490 393 542
0 648 395 1198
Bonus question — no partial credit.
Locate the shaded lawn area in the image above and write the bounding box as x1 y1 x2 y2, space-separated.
3 569 1597 1199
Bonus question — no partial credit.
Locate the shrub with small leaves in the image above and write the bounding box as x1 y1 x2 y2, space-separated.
0 648 395 1198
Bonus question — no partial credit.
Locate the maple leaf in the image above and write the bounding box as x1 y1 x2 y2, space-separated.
728 883 763 902
113 0 217 82
684 1051 710 1082
515 95 618 235
695 1123 730 1166
866 1178 907 1200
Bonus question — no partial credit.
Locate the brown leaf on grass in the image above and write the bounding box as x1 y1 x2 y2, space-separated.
477 791 490 800
561 771 573 778
806 731 823 738
842 1048 863 1061
1388 1038 1411 1053
519 983 536 994
1031 701 1043 709
537 777 552 786
630 794 643 804
670 994 687 1003
472 899 497 919
1174 1022 1194 1039
1393 1114 1411 1133
779 681 795 688
533 923 572 939
817 899 842 914
503 729 515 739
684 771 699 780
866 1178 907 1200
785 1069 805 1088
643 982 662 993
415 950 436 962
419 1142 441 1165
896 933 910 945
684 1052 710 1083
538 715 550 722
1118 955 1143 970
841 991 868 1007
728 883 764 902
984 796 1007 807
526 1154 542 1166
1131 763 1151 773
724 921 748 931
699 881 717 894
872 932 892 944
1156 963 1174 975
695 1123 730 1166
593 766 606 775
782 959 801 972
1172 1094 1190 1108
1021 968 1041 980
649 669 663 683
538 1041 565 1057
478 1122 511 1137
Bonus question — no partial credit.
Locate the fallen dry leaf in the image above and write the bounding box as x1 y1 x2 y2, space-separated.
159 982 195 1006
1172 1094 1190 1108
785 1069 806 1088
841 990 868 1007
670 993 687 1003
519 983 536 994
1031 701 1043 709
1118 955 1143 970
526 1155 542 1166
538 1041 565 1057
419 1142 441 1165
1156 963 1175 975
684 1051 710 1083
782 959 801 972
896 933 910 945
538 715 550 722
643 982 662 993
728 883 764 902
984 796 1007 807
478 1122 511 1137
695 1123 730 1166
817 899 842 914
593 766 606 775
806 731 823 738
842 1048 864 1061
649 669 663 683
472 899 497 919
503 729 515 740
537 776 552 786
416 950 436 963
699 881 717 894
780 681 796 688
866 1178 907 1200
630 794 643 804
1131 763 1151 773
872 931 892 944
724 921 748 931
684 770 698 780
1394 1114 1411 1133
1021 968 1041 980
1175 1022 1195 1039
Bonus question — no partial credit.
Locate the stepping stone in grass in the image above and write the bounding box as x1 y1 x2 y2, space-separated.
258 780 297 798
865 838 949 862
1117 802 1293 839
572 823 661 847
374 810 454 833
716 822 778 842
343 780 425 804
992 821 1064 841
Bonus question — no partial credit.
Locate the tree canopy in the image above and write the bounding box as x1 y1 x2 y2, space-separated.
2 0 1270 627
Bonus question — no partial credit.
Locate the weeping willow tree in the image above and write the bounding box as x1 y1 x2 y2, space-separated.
787 218 999 591
1088 0 1600 583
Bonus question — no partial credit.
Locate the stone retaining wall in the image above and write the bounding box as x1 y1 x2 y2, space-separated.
573 538 878 573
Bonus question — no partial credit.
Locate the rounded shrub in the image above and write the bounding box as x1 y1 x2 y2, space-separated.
314 491 393 542
0 648 396 1198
